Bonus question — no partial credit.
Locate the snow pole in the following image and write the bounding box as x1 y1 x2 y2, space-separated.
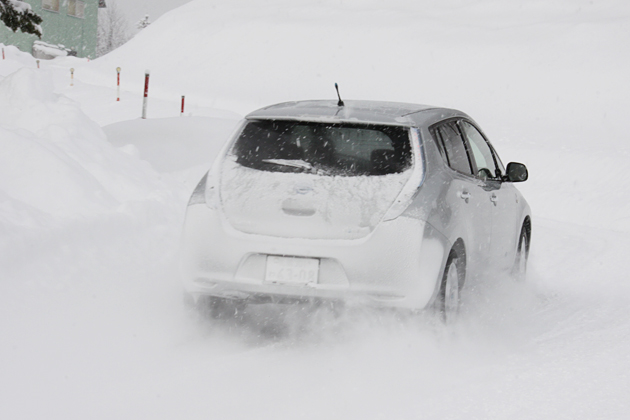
181 95 185 116
36 60 40 69
116 67 121 102
70 68 74 86
142 70 150 119
2 48 5 60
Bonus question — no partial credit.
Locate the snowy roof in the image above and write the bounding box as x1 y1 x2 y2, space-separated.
245 100 442 126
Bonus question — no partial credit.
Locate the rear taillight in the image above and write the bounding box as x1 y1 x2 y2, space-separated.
188 174 207 206
188 173 220 209
383 128 425 221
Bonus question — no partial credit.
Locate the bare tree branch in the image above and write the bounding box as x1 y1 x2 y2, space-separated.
97 0 131 57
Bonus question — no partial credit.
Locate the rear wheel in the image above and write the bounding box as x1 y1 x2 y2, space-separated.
437 250 464 323
514 225 530 281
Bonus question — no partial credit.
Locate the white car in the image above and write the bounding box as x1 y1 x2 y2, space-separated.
180 100 531 320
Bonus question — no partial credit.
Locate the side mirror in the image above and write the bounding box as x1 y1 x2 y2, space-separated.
506 162 528 182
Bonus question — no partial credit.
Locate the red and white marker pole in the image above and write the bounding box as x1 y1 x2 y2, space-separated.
70 68 74 86
116 67 121 101
181 95 185 116
2 48 5 60
142 70 150 119
36 60 40 69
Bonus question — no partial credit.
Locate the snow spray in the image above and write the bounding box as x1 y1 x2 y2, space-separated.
181 95 185 116
142 70 150 119
70 68 74 86
116 67 121 102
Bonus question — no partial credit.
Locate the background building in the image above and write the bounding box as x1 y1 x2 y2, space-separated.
0 0 106 59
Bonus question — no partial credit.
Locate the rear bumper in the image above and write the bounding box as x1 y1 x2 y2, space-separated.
180 204 449 310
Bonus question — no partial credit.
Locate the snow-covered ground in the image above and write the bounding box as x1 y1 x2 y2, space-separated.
1 0 630 418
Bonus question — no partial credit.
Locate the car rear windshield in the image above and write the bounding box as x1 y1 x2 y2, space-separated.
231 119 412 176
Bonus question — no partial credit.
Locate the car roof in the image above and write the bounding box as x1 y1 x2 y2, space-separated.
245 100 467 127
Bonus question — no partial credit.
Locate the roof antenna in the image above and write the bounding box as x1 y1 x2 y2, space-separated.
335 83 344 107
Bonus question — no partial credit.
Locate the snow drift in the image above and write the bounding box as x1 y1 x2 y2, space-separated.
0 67 180 281
0 68 175 218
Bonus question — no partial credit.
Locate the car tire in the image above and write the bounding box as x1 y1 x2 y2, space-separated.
437 250 463 323
513 224 530 281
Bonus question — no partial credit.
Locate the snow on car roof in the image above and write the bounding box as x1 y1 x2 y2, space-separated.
245 100 442 126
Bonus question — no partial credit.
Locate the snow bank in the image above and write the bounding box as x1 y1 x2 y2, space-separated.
103 116 239 173
0 67 183 282
0 43 36 78
0 68 175 218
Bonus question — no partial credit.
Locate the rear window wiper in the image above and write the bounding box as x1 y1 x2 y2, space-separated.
261 159 314 171
258 159 342 176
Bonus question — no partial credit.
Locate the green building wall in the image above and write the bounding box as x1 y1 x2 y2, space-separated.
0 0 101 59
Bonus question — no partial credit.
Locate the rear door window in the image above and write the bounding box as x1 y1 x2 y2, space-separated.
232 120 412 176
434 121 473 175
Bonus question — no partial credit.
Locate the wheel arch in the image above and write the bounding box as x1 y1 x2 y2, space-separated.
428 237 467 309
450 238 467 290
427 237 467 312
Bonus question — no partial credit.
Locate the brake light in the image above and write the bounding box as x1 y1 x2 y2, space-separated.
383 128 425 221
187 174 207 206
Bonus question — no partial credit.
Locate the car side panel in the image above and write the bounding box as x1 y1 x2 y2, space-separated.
406 125 492 280
488 182 520 270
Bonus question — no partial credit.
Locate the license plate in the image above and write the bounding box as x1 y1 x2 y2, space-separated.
265 256 319 285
